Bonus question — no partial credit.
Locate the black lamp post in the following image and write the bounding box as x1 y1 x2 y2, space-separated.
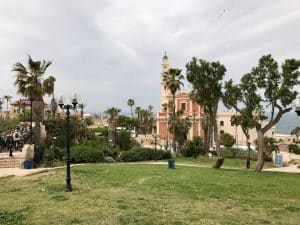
58 94 78 192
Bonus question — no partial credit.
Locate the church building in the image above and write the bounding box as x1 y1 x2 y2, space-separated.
156 54 205 147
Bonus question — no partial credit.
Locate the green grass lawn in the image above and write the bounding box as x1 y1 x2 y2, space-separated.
0 163 299 225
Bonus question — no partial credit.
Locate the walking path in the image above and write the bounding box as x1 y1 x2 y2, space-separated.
0 161 299 178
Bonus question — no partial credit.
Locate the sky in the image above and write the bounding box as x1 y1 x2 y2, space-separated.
0 0 299 114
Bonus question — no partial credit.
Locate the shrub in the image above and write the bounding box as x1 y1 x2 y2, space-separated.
71 145 104 163
119 148 171 162
288 144 300 154
220 148 258 161
220 133 235 148
180 136 205 158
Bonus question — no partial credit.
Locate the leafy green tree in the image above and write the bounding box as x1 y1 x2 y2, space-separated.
127 99 135 118
220 133 235 148
291 127 300 143
117 115 138 130
186 58 226 168
163 68 184 153
12 55 55 147
223 54 300 172
231 109 255 168
105 107 121 149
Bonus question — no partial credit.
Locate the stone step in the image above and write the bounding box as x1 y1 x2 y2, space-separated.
0 158 24 168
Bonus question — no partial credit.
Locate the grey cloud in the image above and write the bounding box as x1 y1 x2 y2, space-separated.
0 0 299 113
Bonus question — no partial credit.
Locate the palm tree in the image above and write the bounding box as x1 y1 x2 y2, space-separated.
43 76 56 119
78 103 86 120
162 103 169 150
127 99 135 118
135 106 141 134
0 98 3 113
291 127 300 143
3 95 12 111
163 68 184 153
105 107 121 149
12 55 55 147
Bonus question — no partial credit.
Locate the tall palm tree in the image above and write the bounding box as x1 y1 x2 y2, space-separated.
78 103 86 120
127 99 135 118
3 95 12 111
163 68 184 153
12 55 55 147
162 103 169 150
0 97 3 113
105 107 121 149
43 76 56 119
135 106 141 134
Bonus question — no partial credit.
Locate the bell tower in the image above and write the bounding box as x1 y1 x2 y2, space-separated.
160 52 170 108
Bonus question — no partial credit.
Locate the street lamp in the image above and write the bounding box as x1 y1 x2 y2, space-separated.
58 94 78 192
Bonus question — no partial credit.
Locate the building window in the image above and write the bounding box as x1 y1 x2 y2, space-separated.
220 130 225 135
181 103 186 111
220 121 224 126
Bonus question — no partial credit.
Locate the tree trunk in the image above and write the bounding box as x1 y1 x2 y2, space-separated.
172 94 176 154
246 136 251 169
212 110 224 169
32 100 43 146
255 128 266 172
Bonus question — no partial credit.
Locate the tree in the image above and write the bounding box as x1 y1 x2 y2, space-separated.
186 58 226 168
3 95 12 110
162 103 169 150
78 103 86 120
223 54 300 172
230 109 255 168
43 76 56 119
105 107 121 149
135 106 141 134
168 110 192 148
12 55 55 150
163 68 184 153
127 99 135 118
220 133 235 148
0 98 3 112
291 127 300 143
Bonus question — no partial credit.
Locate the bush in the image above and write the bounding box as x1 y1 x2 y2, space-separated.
220 148 258 161
288 144 300 154
180 136 205 158
220 133 235 148
120 148 172 162
71 145 104 163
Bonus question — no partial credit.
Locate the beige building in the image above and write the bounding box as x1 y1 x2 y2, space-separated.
216 111 275 148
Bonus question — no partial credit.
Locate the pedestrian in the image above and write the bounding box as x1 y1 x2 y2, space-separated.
7 134 14 157
13 131 20 151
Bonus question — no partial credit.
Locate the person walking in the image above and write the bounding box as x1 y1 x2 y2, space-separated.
7 133 14 157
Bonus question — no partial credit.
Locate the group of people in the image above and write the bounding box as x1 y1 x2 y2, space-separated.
0 123 29 157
